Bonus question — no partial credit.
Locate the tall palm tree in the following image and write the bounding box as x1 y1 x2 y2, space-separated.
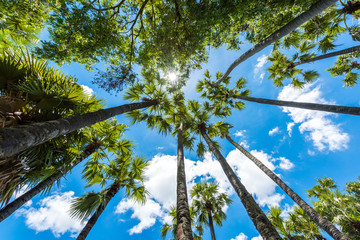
198 125 281 240
0 120 126 222
214 0 337 86
124 70 194 240
225 134 349 240
0 100 157 158
0 50 103 197
199 70 360 116
71 151 148 240
190 182 232 240
177 121 194 240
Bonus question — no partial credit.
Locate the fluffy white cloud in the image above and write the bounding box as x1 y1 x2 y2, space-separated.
115 198 164 235
286 122 295 137
80 85 94 96
269 127 280 136
277 157 294 170
231 233 263 240
234 130 247 138
254 55 268 81
278 83 349 151
116 148 294 234
18 191 84 238
231 232 248 240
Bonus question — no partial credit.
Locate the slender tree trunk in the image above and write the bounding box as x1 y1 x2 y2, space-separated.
226 135 349 240
199 126 281 240
233 95 360 116
176 121 193 240
206 206 216 240
292 45 360 67
214 0 337 86
0 144 98 222
77 182 120 240
0 100 157 158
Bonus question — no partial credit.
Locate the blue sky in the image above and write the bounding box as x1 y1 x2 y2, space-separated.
1 19 360 240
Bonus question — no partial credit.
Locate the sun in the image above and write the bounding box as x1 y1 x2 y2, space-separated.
167 72 178 83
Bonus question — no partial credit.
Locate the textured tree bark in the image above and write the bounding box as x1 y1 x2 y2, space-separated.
226 135 349 240
0 144 97 222
76 182 120 240
233 95 360 116
292 45 360 67
0 100 157 158
176 121 193 240
214 0 337 86
206 206 216 240
199 127 281 240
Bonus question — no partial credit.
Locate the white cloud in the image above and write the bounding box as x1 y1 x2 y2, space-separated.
254 55 268 81
156 146 164 150
234 130 246 138
278 83 349 151
269 127 280 136
287 122 295 137
231 233 263 240
231 233 248 240
18 191 85 238
81 85 94 96
115 198 164 235
277 157 294 170
116 148 294 234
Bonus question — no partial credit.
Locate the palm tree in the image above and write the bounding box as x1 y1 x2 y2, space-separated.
308 177 360 239
0 99 157 159
71 151 148 240
214 0 337 86
0 119 126 222
177 121 194 240
198 124 281 239
0 50 103 197
161 206 204 240
124 70 194 240
225 134 349 240
190 182 232 240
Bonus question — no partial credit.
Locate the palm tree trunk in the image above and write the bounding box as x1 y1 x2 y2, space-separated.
77 182 120 240
206 207 216 240
315 235 327 240
199 126 281 240
0 100 157 158
0 143 98 222
292 45 360 67
214 0 337 86
226 135 349 240
176 121 193 240
233 95 360 116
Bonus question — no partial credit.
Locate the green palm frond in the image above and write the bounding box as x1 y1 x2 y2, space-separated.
70 191 106 221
